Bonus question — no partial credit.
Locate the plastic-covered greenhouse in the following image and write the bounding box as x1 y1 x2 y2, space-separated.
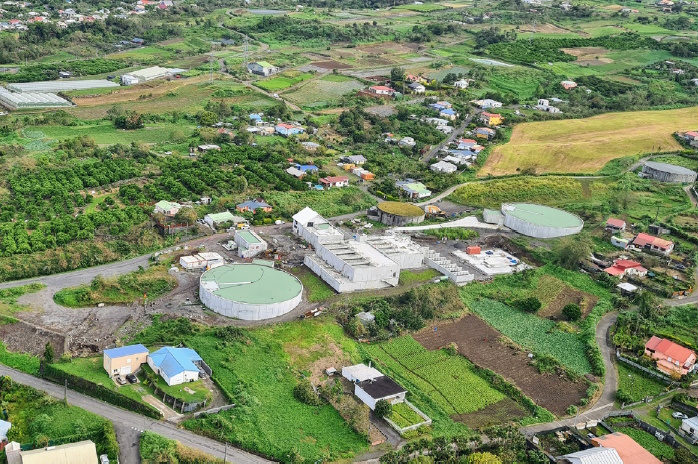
0 88 72 109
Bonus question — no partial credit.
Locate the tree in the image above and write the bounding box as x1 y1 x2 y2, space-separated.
174 207 197 225
43 342 54 364
374 399 392 418
514 296 541 313
293 379 322 406
467 452 503 464
553 235 592 270
562 303 582 321
390 66 405 83
198 111 218 127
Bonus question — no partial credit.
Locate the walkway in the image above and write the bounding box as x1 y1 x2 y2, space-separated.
393 216 499 232
522 312 619 435
0 365 269 464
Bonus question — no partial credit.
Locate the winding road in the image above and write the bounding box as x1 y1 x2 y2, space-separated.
0 365 270 464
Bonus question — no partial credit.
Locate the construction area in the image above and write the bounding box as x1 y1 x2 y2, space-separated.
453 247 530 276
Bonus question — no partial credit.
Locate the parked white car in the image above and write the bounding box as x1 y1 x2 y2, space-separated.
672 412 689 419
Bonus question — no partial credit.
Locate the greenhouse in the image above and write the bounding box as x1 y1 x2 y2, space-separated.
0 88 72 109
7 79 119 93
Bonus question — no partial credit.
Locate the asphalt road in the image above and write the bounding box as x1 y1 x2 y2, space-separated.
420 113 474 163
0 365 270 464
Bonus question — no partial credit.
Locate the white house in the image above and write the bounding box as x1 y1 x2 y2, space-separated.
408 82 425 94
320 176 349 188
681 416 698 441
154 200 181 216
453 79 469 89
342 364 407 411
431 160 457 173
147 347 204 386
398 137 416 147
234 229 268 258
247 61 278 76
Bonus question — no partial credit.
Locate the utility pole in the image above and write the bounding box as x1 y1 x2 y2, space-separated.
64 379 68 404
243 35 249 71
223 442 228 463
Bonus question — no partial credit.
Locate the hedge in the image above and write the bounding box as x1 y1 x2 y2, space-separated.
42 363 161 419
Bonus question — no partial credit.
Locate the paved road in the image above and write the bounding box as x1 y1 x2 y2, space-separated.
420 113 474 163
393 215 499 231
665 267 698 307
0 365 270 464
522 312 619 435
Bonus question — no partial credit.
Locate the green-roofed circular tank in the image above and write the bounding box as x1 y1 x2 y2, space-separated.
199 262 303 320
376 202 425 226
501 203 583 238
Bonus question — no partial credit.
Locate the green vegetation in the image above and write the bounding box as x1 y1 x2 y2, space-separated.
450 177 587 208
377 201 425 217
290 266 335 303
388 402 424 428
141 364 211 404
256 71 314 92
0 283 44 316
129 319 369 462
54 264 177 308
0 376 119 460
616 363 668 404
614 305 698 352
265 187 377 218
140 431 223 464
615 427 675 460
399 268 441 285
423 228 479 240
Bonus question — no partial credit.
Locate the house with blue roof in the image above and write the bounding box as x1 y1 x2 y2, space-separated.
440 108 457 120
103 344 149 377
147 347 207 386
296 164 319 173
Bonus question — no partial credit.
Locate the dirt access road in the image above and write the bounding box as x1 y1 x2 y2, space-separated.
0 365 269 464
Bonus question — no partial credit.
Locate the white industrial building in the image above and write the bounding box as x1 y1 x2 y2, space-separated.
234 229 268 258
293 207 471 291
179 252 224 270
453 248 529 276
121 66 179 85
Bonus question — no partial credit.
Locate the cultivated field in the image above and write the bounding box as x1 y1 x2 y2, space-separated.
414 315 588 417
481 107 698 175
283 74 364 108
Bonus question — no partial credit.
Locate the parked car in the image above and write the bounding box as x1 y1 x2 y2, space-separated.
126 373 137 384
672 412 689 419
115 376 127 386
100 454 109 464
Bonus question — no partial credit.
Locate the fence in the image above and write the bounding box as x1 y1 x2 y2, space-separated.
383 400 432 436
192 403 236 419
616 350 673 384
150 384 207 413
603 411 696 455
42 363 161 419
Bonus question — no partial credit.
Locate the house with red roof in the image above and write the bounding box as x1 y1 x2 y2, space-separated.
590 432 661 464
645 336 697 376
684 131 698 141
367 85 395 96
604 259 647 278
319 176 349 189
631 232 674 255
605 217 626 232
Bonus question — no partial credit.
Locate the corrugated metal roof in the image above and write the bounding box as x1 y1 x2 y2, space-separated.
149 347 202 378
104 344 148 359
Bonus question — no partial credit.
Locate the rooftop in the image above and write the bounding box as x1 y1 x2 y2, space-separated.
358 376 407 399
592 432 661 464
377 201 425 217
149 347 202 377
200 263 302 304
236 230 263 244
645 336 695 364
17 440 98 464
104 344 148 359
644 161 697 176
502 203 583 228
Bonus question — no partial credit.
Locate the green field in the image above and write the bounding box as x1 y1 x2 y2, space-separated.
256 71 314 92
24 122 195 146
616 363 668 404
393 3 447 11
482 107 698 175
284 75 364 108
290 266 336 302
264 187 377 217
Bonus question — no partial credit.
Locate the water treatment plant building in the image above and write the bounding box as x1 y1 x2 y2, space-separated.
199 262 303 320
641 161 698 183
501 203 583 238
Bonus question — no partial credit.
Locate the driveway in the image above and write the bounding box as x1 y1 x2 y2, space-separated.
0 365 270 464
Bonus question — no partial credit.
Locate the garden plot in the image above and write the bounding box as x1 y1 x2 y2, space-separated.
414 314 588 417
561 47 614 66
283 75 364 108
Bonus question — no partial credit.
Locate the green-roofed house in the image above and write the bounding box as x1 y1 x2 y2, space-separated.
154 200 182 216
396 180 432 199
204 211 248 229
248 61 279 77
234 229 268 258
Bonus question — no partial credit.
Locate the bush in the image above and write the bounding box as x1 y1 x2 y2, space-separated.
293 379 322 406
562 303 582 322
374 399 392 419
513 297 541 313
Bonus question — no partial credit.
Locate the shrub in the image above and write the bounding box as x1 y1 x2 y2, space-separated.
563 303 582 322
293 379 322 406
566 405 578 416
513 297 541 313
374 399 392 419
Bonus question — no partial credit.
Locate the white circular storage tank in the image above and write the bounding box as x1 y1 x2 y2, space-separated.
502 203 583 239
641 161 698 183
199 263 303 320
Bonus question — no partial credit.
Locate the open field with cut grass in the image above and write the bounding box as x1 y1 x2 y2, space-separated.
25 122 194 146
482 107 698 175
284 75 364 108
255 71 314 92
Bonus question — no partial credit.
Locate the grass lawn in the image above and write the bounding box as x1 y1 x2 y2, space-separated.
264 186 377 218
52 356 149 406
616 363 669 404
53 264 177 308
283 76 364 109
140 364 211 404
481 106 698 175
290 266 336 303
388 402 425 428
399 269 440 285
256 71 314 92
27 122 194 146
615 427 675 460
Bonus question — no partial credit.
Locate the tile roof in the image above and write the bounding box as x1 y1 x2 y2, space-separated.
592 433 662 464
633 233 673 250
645 336 695 364
606 218 625 228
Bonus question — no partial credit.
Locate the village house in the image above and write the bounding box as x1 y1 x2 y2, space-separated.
247 61 278 76
103 344 148 377
440 108 457 120
236 199 273 214
430 160 457 174
680 417 698 441
683 131 698 141
343 154 366 165
475 127 496 139
275 123 305 137
197 144 220 152
631 232 674 255
397 180 431 199
319 176 349 188
561 80 578 90
398 136 416 147
645 336 696 376
153 200 181 217
479 112 502 126
301 141 320 151
367 85 395 97
204 211 247 229
425 117 450 127
603 259 648 278
5 440 99 464
408 82 425 94
234 229 268 258
453 79 469 89
147 347 208 386
606 217 626 232
405 74 426 83
611 236 631 249
342 364 407 411
471 98 502 109
286 166 306 178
